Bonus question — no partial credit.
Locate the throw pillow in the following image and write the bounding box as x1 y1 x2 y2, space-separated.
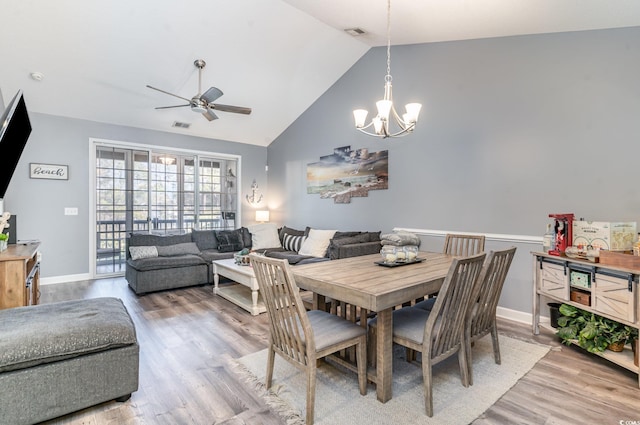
129 246 158 260
214 229 245 252
298 229 337 258
156 242 200 257
191 229 217 250
247 223 282 250
283 233 306 252
278 226 306 244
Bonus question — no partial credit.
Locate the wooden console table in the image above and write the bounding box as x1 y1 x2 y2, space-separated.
532 251 640 386
0 242 41 309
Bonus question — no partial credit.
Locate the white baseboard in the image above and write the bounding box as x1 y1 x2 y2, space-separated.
40 273 91 286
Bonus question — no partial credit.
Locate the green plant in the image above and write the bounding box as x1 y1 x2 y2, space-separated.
556 304 608 353
0 233 8 241
556 304 638 352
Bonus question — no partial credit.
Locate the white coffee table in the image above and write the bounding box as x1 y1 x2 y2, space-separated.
212 258 266 316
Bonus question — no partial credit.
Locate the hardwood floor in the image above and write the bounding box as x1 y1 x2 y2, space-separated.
38 278 640 425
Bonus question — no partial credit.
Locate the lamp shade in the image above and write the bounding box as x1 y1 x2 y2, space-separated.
255 210 270 222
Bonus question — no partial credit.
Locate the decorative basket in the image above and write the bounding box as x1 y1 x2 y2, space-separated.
607 341 625 352
234 253 251 266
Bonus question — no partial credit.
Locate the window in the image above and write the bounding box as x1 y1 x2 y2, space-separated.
94 143 239 276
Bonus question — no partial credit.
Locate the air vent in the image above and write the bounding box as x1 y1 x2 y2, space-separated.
344 28 366 36
172 121 191 129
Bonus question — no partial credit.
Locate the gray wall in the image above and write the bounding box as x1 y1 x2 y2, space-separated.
4 113 267 278
267 27 640 316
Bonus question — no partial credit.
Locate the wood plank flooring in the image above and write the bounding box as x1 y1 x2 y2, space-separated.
37 278 640 425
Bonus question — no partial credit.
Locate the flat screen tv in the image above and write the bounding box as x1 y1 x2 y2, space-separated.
0 90 32 201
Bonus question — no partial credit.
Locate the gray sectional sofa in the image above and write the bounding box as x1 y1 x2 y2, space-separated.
125 226 382 295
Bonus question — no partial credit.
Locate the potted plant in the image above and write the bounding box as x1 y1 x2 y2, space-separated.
0 232 8 251
601 318 635 352
556 303 638 353
556 304 610 353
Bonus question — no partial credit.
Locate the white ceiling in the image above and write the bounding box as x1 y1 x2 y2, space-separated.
1 0 639 147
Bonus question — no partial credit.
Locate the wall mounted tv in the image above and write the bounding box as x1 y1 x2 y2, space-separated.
0 89 32 200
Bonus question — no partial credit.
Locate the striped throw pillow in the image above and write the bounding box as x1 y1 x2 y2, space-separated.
283 233 306 253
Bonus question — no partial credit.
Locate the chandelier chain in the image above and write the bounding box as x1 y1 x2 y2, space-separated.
386 0 392 81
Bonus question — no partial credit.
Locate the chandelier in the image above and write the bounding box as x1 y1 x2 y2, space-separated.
353 0 422 138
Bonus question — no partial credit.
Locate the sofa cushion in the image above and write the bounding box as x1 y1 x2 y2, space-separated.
129 245 158 260
129 232 192 247
283 233 306 252
128 254 206 271
247 223 282 250
265 250 316 265
199 249 235 262
214 229 245 252
0 297 137 373
333 231 362 239
191 229 218 251
299 229 337 258
156 242 200 257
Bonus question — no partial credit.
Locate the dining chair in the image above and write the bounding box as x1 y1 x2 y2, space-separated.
411 233 485 307
368 252 486 417
465 246 517 385
443 233 486 256
249 254 367 425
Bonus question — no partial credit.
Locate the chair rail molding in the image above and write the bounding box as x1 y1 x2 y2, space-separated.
394 228 542 245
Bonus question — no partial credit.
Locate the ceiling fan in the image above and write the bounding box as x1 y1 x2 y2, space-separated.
146 59 251 121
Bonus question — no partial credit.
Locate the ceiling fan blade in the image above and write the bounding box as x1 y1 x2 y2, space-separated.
201 87 223 104
209 103 252 115
155 104 190 110
146 85 192 103
202 109 219 121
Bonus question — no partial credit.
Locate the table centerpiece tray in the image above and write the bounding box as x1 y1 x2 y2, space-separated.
374 258 425 267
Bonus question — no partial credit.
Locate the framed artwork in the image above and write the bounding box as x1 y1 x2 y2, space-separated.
307 146 388 203
29 163 69 180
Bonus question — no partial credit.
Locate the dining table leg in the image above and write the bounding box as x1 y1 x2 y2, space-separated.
375 308 393 403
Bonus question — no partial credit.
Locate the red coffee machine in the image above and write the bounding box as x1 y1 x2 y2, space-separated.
548 213 574 256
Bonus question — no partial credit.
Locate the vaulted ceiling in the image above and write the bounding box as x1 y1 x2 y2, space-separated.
2 0 639 146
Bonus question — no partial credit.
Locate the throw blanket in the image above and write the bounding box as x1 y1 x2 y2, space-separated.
380 231 421 247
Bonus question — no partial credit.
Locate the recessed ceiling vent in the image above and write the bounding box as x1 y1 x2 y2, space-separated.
344 28 366 36
172 121 191 129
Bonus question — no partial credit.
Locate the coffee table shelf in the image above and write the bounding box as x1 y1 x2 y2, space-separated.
212 259 266 316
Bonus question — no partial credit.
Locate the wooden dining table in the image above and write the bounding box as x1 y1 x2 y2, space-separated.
292 251 455 403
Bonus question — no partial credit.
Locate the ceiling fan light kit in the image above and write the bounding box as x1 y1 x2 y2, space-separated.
147 59 252 122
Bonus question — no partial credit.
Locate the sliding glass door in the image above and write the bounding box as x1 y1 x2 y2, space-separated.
94 142 239 277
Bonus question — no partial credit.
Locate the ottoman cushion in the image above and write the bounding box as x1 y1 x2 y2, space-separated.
0 297 137 373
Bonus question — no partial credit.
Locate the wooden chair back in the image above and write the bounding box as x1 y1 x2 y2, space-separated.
464 246 517 385
251 255 315 367
470 247 517 340
443 233 485 257
424 252 486 363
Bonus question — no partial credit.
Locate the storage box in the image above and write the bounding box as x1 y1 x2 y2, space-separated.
572 221 637 251
570 270 591 289
570 289 591 306
598 250 640 271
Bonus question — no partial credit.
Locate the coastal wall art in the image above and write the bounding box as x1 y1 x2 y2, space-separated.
306 145 388 204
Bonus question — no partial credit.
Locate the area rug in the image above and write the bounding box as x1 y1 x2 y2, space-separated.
231 335 550 425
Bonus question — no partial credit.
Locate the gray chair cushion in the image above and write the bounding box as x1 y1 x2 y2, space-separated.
307 310 366 351
369 306 431 345
0 298 137 373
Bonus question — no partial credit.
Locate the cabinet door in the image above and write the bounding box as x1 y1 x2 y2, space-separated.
540 262 568 300
593 273 636 323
